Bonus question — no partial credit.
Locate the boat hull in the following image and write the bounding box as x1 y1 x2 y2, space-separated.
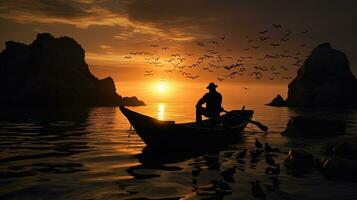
120 106 253 151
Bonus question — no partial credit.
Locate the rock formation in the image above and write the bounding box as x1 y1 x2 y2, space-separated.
266 95 285 106
268 43 357 107
0 33 145 107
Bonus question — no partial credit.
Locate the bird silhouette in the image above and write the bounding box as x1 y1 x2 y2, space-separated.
265 154 276 166
221 166 236 183
260 36 270 41
187 75 199 79
217 77 225 82
234 149 247 160
255 139 263 149
251 180 266 200
264 143 280 152
272 24 282 28
265 164 280 176
260 30 268 34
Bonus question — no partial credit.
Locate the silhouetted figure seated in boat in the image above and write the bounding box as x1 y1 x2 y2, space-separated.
196 82 224 126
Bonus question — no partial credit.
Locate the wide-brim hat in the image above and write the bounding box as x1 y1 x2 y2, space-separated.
207 82 218 89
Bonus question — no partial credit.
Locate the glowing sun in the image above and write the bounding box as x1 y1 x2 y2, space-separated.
156 81 167 93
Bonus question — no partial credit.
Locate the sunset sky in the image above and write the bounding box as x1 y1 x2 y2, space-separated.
1 0 356 105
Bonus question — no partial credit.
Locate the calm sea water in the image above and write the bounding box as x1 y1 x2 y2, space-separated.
1 103 357 200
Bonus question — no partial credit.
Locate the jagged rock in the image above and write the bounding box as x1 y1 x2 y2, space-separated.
266 94 285 106
121 96 146 106
282 116 345 138
285 43 357 107
0 33 145 107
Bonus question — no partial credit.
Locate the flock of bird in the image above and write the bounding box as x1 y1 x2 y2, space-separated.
190 139 282 199
122 24 311 84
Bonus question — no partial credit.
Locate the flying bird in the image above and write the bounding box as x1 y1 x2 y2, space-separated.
272 24 282 28
260 30 268 34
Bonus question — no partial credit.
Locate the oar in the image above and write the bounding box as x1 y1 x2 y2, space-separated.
223 109 269 132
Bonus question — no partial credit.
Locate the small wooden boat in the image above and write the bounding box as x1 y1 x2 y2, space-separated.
119 106 254 151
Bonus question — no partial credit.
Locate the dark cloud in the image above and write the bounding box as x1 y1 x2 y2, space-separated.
0 0 90 18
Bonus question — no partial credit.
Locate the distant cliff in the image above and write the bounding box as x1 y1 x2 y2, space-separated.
0 33 145 107
268 43 357 107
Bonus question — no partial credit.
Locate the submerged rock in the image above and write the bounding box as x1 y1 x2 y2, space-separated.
321 158 357 182
266 95 285 107
323 137 357 160
285 43 357 107
0 33 145 107
282 116 345 138
284 149 315 175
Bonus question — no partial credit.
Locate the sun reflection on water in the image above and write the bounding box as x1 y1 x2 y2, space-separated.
157 103 165 120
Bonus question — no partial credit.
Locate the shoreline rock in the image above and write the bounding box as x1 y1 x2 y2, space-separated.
268 43 357 108
0 33 145 107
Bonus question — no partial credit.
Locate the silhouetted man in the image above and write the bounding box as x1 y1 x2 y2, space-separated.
196 82 223 124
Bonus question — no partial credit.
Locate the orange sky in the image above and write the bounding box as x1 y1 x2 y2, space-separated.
0 0 356 105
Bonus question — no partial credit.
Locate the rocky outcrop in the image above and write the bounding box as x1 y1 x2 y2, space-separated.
0 33 145 107
266 95 285 106
286 43 357 107
269 43 357 107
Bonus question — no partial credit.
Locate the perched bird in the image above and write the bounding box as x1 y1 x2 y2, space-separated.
192 167 201 177
265 164 281 176
251 149 264 158
265 154 276 166
234 149 247 160
255 139 263 149
264 143 280 152
251 180 266 199
221 166 236 183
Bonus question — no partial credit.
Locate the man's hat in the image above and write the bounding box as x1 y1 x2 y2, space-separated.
207 82 218 89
